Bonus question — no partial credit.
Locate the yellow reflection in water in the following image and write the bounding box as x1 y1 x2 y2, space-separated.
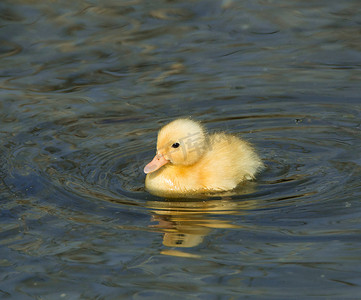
146 194 258 251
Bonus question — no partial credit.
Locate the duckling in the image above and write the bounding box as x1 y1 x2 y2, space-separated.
144 118 263 195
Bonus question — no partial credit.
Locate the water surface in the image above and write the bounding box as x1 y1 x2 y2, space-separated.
1 0 361 299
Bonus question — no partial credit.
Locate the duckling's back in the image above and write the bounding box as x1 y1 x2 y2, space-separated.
197 133 264 191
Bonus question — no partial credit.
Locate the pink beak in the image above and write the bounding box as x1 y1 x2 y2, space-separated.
144 154 169 174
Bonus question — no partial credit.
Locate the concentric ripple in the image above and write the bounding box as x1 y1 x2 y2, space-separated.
1 97 360 270
3 101 360 220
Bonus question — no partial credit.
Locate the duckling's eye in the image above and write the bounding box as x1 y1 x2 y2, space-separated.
171 142 180 148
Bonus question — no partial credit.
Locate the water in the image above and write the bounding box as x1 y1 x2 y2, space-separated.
1 0 361 299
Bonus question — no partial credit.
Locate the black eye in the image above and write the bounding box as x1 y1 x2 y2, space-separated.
171 142 180 148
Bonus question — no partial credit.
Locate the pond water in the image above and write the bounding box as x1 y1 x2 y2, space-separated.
1 0 361 299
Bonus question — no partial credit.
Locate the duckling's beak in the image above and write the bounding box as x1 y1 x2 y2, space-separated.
144 153 169 174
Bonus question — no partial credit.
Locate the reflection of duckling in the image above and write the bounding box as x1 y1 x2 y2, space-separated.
151 214 210 248
144 118 264 196
147 198 257 249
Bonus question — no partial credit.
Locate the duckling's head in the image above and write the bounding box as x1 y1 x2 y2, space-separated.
144 119 207 174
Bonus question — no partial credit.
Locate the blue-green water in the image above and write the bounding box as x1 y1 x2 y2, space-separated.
1 0 361 299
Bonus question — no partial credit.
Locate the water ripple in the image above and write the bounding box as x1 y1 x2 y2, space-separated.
1 0 361 297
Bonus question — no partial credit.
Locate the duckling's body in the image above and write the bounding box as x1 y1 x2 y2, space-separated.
144 119 263 196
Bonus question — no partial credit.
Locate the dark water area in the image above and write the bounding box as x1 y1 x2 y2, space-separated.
1 0 361 299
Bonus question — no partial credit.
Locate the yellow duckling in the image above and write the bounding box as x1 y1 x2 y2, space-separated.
144 118 264 196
